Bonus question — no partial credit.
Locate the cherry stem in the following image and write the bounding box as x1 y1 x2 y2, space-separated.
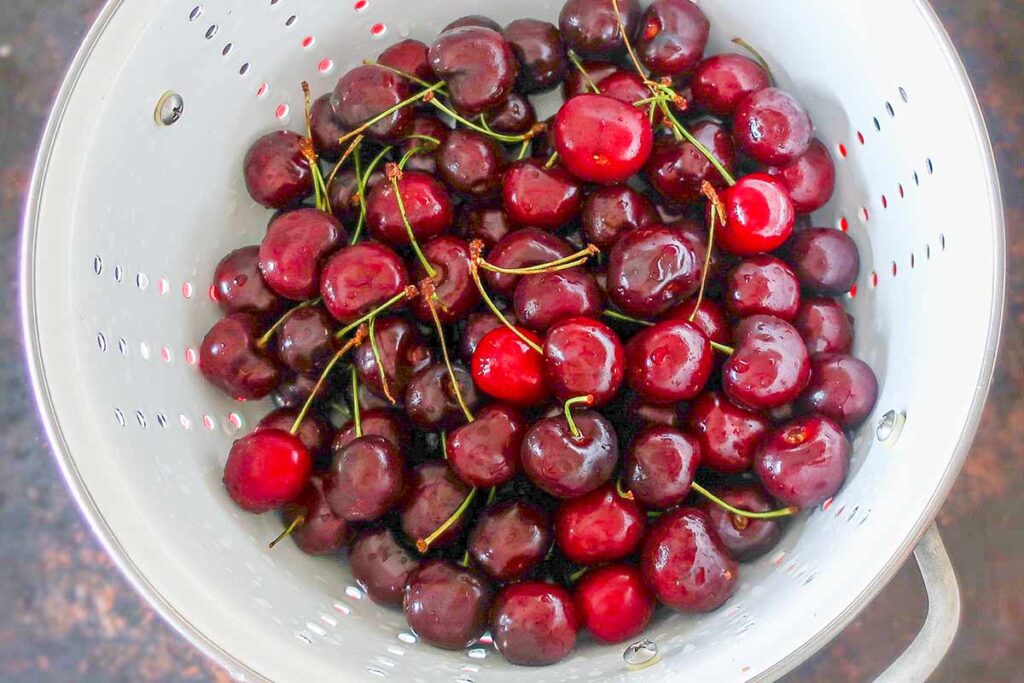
459 549 471 568
615 478 635 500
731 37 775 84
476 244 599 276
367 315 397 404
544 151 559 169
397 145 427 170
290 326 367 435
350 364 362 438
338 81 446 146
388 165 437 279
335 286 418 339
351 145 394 245
603 309 654 326
427 97 536 144
325 134 365 194
300 81 331 213
566 49 601 94
689 185 720 323
485 486 496 505
691 482 798 519
362 59 444 91
257 297 322 349
417 487 477 552
478 114 496 135
405 133 442 147
658 100 737 186
441 431 449 459
563 395 594 439
268 514 305 549
568 566 588 583
611 0 655 87
424 286 475 424
710 341 735 355
468 242 544 354
517 139 531 160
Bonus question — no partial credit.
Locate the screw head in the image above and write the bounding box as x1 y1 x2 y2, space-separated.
623 638 660 669
876 409 906 445
155 91 184 126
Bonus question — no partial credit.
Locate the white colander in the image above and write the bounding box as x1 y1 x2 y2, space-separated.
20 0 1005 680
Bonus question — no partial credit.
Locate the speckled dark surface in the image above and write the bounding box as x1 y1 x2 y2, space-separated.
1 1 1021 681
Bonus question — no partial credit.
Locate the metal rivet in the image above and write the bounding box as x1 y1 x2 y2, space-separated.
876 410 906 445
155 91 184 126
624 639 660 669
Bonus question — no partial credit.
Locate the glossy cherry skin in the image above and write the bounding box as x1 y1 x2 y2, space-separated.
352 315 435 400
715 173 796 256
554 484 644 564
624 425 701 508
282 476 350 555
563 61 620 99
559 0 641 60
405 363 483 431
692 53 770 116
701 484 782 561
457 203 512 249
483 228 573 296
581 184 657 249
637 0 709 76
273 372 335 410
243 131 313 209
259 209 344 301
443 15 502 32
543 317 625 407
223 429 312 513
213 245 284 319
349 526 420 606
607 224 702 318
256 408 332 465
491 583 579 666
320 242 410 323
404 560 493 650
662 298 730 345
626 320 713 404
734 87 813 166
688 391 770 474
801 353 879 429
400 115 450 175
468 500 552 581
334 408 410 454
324 435 404 521
437 129 506 198
554 94 654 184
724 315 811 410
514 268 604 332
796 297 854 355
310 93 349 161
725 255 801 321
378 38 434 82
327 168 384 223
429 27 518 117
766 139 836 214
410 236 480 323
672 218 729 284
447 404 526 488
275 306 336 376
331 64 413 141
401 462 472 549
522 410 618 499
199 313 280 400
645 120 736 204
576 564 654 643
503 159 583 230
459 312 506 363
785 227 860 295
755 415 850 509
642 507 737 612
487 92 537 135
366 170 453 247
471 326 550 408
504 18 568 93
597 71 650 105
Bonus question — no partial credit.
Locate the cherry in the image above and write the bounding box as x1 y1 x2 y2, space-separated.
543 317 624 406
405 363 483 430
636 0 710 76
199 313 280 400
607 224 701 318
410 236 480 323
259 209 344 301
522 410 619 498
429 27 519 117
766 139 836 214
715 173 795 256
327 168 384 223
403 560 493 650
642 507 737 612
331 64 413 141
691 53 770 116
471 326 549 408
597 71 650 105
457 203 512 249
554 483 644 564
645 120 736 204
624 425 701 508
459 312 506 363
581 184 657 249
514 268 604 332
437 129 506 198
213 245 284 319
334 408 410 454
400 462 472 549
504 18 568 93
801 353 879 429
491 582 579 666
279 476 350 555
563 60 620 99
626 320 713 404
310 93 349 161
482 228 573 296
785 227 860 295
724 315 810 410
257 407 332 465
486 93 537 135
701 483 782 561
366 170 453 247
662 298 730 345
400 115 451 175
378 38 434 83
468 500 552 581
443 15 502 32
575 564 654 644
754 415 850 509
320 242 410 323
733 87 813 166
275 306 337 376
243 131 313 209
725 255 801 321
224 429 311 513
553 94 654 184
349 526 420 606
447 403 526 488
503 159 583 230
624 391 680 427
559 0 642 60
795 297 854 355
671 218 729 287
274 372 335 410
688 391 770 474
324 435 404 521
352 315 434 401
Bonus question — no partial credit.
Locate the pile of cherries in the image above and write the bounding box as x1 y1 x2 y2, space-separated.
200 0 878 666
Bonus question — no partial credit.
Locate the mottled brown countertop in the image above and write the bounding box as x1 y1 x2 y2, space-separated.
0 1 1021 681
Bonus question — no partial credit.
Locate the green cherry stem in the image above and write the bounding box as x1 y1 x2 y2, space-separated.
476 244 599 276
517 139 531 161
387 164 438 279
362 59 444 91
335 286 419 340
424 284 475 424
731 37 775 84
367 315 397 404
351 145 394 245
485 486 496 505
568 566 588 583
268 514 305 549
427 97 537 144
291 326 368 435
710 341 735 355
659 100 736 186
405 133 442 147
324 134 365 194
544 151 559 169
689 185 719 323
469 260 543 354
566 49 601 95
441 431 449 459
417 487 478 552
564 395 595 439
691 482 798 519
350 364 362 438
257 297 323 349
615 478 635 500
602 309 654 327
338 81 446 146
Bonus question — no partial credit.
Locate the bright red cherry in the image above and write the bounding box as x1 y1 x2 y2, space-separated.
575 564 654 644
471 326 549 407
223 429 312 513
543 316 625 407
491 582 579 666
625 320 713 404
733 87 813 166
503 159 583 230
714 173 795 256
554 484 644 564
256 408 332 465
553 94 654 184
754 415 850 509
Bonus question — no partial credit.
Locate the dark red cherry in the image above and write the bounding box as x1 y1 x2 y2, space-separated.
281 476 350 555
503 159 583 229
754 415 850 509
575 564 654 643
471 326 550 408
243 131 313 209
257 407 332 465
334 408 410 454
801 353 879 429
259 208 344 301
366 170 453 247
273 372 334 410
400 115 451 175
724 315 811 410
597 71 650 104
447 404 526 488
785 227 860 295
405 363 483 430
624 391 680 427
378 38 434 82
645 120 735 204
437 129 506 198
642 507 737 612
324 435 404 521
554 94 654 184
460 312 506 363
410 236 480 323
310 94 349 161
725 255 801 321
692 54 770 117
607 224 701 318
688 391 770 474
521 410 619 499
701 483 782 561
563 61 620 99
331 64 413 141
795 298 854 355
443 15 502 32
486 93 537 135
401 462 472 549
404 560 493 650
224 429 311 513
275 306 336 376
624 425 700 508
766 139 836 214
213 245 284 318
352 315 434 400
483 228 573 296
199 313 280 400
559 0 642 60
320 242 410 323
514 268 604 332
504 18 569 93
349 526 420 606
662 299 730 345
457 203 512 248
670 218 729 288
636 0 709 76
734 87 813 166
429 27 519 117
715 173 795 256
581 184 657 249
543 317 624 407
327 168 385 223
626 320 712 404
492 582 578 666
554 483 644 564
468 500 552 581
